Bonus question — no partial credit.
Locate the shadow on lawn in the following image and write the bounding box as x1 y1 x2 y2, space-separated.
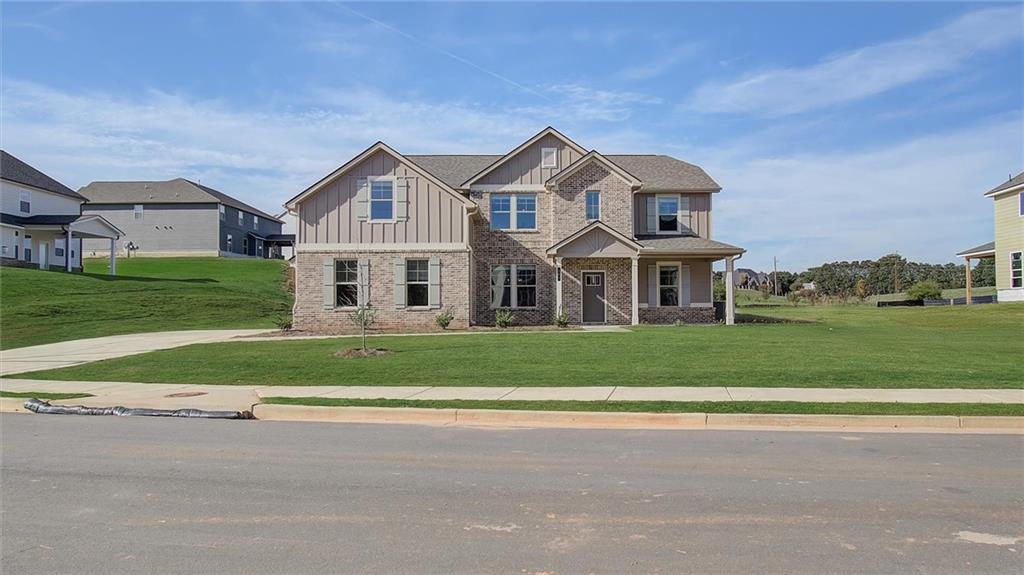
80 273 219 284
734 312 818 324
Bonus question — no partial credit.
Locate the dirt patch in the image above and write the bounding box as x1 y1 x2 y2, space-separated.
334 348 393 358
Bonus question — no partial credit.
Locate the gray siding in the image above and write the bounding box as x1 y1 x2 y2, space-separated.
81 203 220 256
633 193 712 238
219 205 284 256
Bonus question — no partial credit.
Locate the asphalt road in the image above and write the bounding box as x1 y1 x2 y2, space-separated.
2 414 1022 574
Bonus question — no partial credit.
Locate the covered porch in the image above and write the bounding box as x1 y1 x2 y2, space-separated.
546 222 745 325
0 214 122 274
956 241 996 305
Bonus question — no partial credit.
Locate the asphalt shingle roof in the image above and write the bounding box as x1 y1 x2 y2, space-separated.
985 172 1024 196
635 234 744 253
79 178 282 222
0 150 85 200
956 241 996 256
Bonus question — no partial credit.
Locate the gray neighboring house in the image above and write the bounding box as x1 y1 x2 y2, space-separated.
79 178 292 258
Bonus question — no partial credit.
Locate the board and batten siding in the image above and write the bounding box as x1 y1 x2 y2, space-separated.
633 193 712 238
298 150 465 245
993 190 1023 291
475 134 584 187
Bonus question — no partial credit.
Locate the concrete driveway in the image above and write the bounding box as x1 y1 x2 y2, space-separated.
0 329 272 376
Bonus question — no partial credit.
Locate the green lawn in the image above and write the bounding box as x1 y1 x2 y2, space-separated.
0 258 292 349
0 391 93 400
17 302 1023 389
263 397 1024 417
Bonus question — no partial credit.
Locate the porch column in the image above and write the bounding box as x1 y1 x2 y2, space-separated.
554 257 563 315
964 257 972 305
109 238 117 276
725 256 736 325
65 229 73 272
630 256 639 325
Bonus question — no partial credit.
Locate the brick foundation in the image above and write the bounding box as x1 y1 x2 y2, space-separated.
639 306 716 324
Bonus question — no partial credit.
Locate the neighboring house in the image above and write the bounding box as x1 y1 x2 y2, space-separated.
0 151 121 273
274 209 297 261
734 268 764 290
285 127 746 330
78 178 290 258
956 172 1023 302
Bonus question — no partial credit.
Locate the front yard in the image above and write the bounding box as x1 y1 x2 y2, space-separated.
16 302 1023 389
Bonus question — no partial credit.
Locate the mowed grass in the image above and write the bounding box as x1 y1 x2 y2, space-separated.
18 302 1023 389
0 258 291 349
0 391 93 400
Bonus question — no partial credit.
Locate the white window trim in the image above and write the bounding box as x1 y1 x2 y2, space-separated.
585 190 601 221
133 204 144 220
1011 251 1023 288
490 194 537 232
253 215 259 230
19 191 31 214
335 259 360 310
656 262 681 307
238 210 244 226
490 263 538 309
655 194 680 235
219 205 226 220
541 147 558 168
405 258 431 309
368 176 398 223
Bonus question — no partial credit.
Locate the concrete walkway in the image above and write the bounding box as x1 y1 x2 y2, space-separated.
2 379 1020 411
0 330 273 376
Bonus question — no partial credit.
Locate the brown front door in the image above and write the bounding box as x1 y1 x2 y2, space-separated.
582 272 606 323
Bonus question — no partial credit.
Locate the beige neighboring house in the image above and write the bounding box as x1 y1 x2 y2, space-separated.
285 127 746 330
0 151 121 274
957 172 1023 303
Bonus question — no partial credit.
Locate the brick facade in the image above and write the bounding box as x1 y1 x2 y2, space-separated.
293 250 471 331
561 257 632 325
551 163 633 243
639 306 715 324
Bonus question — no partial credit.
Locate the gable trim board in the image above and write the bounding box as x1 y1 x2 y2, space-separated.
460 127 588 189
546 220 643 257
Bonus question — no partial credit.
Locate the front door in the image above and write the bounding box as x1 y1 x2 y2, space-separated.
39 242 49 270
582 271 606 323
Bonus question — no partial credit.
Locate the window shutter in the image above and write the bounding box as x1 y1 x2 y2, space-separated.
393 258 406 309
428 256 441 309
396 178 410 221
681 265 691 307
646 196 656 233
679 195 691 233
647 264 657 307
355 178 369 220
357 259 370 307
322 257 335 309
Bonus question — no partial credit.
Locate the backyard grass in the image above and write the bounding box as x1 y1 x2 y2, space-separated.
0 257 292 349
0 391 93 400
17 302 1023 389
263 397 1024 417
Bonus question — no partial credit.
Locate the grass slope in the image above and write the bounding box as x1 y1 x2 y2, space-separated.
0 258 291 349
19 302 1023 389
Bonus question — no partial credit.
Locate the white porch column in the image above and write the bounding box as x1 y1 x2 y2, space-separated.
725 256 736 325
554 257 563 315
65 229 73 272
630 256 640 325
109 238 117 276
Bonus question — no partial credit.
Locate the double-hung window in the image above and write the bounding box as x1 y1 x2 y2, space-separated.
335 260 359 307
658 265 679 306
238 210 244 226
370 179 395 221
585 191 600 221
1012 252 1023 288
490 194 537 231
490 264 537 308
55 239 65 258
406 259 429 307
219 205 226 220
657 196 679 233
253 216 259 230
19 191 30 214
133 204 144 220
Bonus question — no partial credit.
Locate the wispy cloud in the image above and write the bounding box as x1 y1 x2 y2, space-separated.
689 6 1023 115
537 84 662 122
622 43 701 81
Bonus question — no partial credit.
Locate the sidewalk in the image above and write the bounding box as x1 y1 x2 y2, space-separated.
2 378 1021 411
0 329 274 376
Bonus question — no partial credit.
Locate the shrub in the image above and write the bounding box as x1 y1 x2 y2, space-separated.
854 278 869 303
350 305 376 352
495 308 514 328
554 310 570 328
713 279 726 302
434 308 455 330
274 314 293 331
906 281 943 301
786 291 800 306
759 282 771 301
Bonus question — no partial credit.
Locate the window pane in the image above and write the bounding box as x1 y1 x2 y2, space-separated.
371 180 393 200
517 265 536 287
586 191 600 220
406 259 429 283
517 195 536 212
660 287 679 306
660 267 678 286
336 284 358 307
657 197 678 232
491 212 511 230
335 260 358 283
516 212 536 230
517 286 537 308
370 200 393 220
407 284 429 306
490 266 511 307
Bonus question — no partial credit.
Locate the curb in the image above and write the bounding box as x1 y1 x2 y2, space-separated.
251 404 1024 433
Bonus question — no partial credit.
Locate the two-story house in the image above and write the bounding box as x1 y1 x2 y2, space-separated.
1 150 121 273
79 178 291 259
285 127 745 330
957 172 1023 302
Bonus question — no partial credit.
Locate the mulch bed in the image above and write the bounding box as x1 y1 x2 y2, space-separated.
334 348 393 358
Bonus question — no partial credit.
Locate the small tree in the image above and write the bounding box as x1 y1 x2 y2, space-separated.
854 278 869 303
350 305 376 352
906 281 942 301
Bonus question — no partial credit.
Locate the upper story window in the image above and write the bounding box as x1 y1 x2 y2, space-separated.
369 178 395 221
1011 252 1022 288
490 194 537 231
1019 192 1023 216
133 204 144 220
585 191 601 221
237 210 244 226
657 196 679 233
219 205 226 220
19 191 30 214
253 215 259 230
541 147 558 168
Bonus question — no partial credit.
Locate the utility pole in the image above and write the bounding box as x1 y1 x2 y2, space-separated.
773 256 779 296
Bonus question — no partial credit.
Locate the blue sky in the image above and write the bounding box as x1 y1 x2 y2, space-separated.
2 2 1021 271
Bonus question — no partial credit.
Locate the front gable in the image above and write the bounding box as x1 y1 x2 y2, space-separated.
547 221 642 258
463 127 587 189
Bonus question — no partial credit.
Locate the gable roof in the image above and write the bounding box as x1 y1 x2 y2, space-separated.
285 141 475 211
460 127 588 189
956 241 995 258
984 172 1024 197
635 235 744 255
546 220 643 256
79 178 282 222
406 155 499 189
546 151 641 190
0 150 85 200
